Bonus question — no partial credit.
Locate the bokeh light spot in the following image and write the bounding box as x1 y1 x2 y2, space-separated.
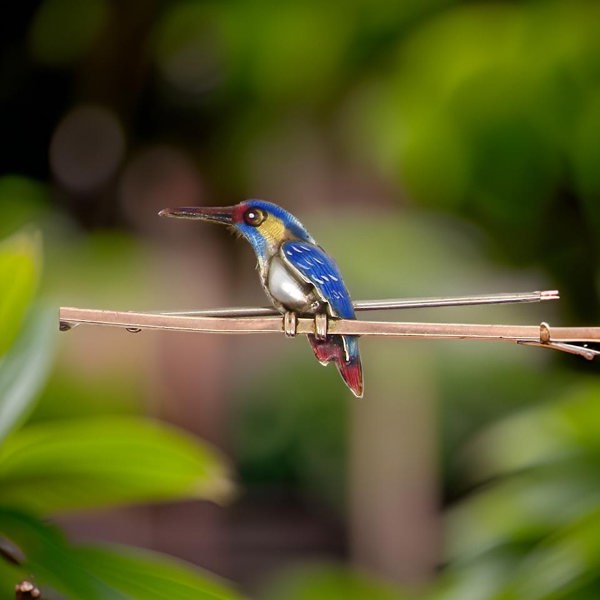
119 145 204 235
49 105 125 194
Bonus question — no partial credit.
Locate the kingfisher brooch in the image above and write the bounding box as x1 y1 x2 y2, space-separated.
159 201 364 397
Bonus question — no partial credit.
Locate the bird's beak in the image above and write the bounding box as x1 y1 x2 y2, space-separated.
158 206 234 225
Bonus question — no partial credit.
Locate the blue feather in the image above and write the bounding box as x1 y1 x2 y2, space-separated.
282 241 363 396
281 241 355 318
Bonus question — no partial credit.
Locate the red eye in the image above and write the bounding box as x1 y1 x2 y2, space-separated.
243 208 266 227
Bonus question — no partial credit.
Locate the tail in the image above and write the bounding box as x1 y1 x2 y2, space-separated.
308 334 363 398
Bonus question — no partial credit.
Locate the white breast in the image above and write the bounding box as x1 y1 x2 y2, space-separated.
267 257 313 310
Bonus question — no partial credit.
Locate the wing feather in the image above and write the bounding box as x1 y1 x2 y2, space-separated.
281 241 355 318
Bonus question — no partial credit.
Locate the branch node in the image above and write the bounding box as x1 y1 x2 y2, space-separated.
540 321 551 344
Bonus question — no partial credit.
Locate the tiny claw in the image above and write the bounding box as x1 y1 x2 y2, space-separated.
314 313 328 341
283 312 297 337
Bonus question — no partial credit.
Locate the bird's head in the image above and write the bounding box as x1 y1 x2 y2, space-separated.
159 200 313 261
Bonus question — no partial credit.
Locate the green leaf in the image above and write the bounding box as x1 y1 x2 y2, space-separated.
503 507 600 600
0 176 49 238
0 417 234 513
446 468 598 563
0 230 42 356
0 307 56 444
0 558 26 600
0 508 242 600
0 508 123 599
462 381 600 484
261 564 407 600
75 544 243 600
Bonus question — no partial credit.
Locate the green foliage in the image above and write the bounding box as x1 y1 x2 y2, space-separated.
0 417 232 514
0 231 42 356
0 230 54 442
357 0 600 318
261 563 409 600
75 545 241 600
5 0 600 596
0 509 241 600
0 177 49 239
0 229 241 598
236 352 348 509
440 381 600 599
0 309 55 444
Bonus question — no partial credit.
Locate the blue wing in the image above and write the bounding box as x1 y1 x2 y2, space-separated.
282 240 363 397
281 241 355 318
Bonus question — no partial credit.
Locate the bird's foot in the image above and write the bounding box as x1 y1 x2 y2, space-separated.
283 311 298 337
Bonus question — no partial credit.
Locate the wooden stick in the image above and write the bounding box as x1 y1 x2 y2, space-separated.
59 307 600 360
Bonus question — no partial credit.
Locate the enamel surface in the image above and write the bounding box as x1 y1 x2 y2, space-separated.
267 257 314 310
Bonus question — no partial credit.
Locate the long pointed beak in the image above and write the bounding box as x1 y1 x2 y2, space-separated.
158 206 234 225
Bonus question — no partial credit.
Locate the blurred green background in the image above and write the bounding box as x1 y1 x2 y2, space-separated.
1 0 600 598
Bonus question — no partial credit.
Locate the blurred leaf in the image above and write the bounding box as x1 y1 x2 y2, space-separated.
429 551 518 600
261 563 407 600
0 177 49 238
556 381 600 453
0 230 42 356
0 508 242 600
446 468 599 563
508 507 600 600
445 379 600 597
571 77 600 237
400 112 469 211
76 544 243 600
461 408 567 482
358 0 600 277
0 308 56 444
0 557 24 599
0 507 122 599
0 417 233 513
230 3 352 105
464 381 600 481
29 0 109 66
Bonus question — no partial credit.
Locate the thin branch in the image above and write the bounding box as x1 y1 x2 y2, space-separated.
59 304 600 360
155 289 559 317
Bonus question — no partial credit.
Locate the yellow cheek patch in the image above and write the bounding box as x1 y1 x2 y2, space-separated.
259 216 286 246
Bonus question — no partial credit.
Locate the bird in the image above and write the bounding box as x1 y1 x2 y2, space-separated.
159 200 363 397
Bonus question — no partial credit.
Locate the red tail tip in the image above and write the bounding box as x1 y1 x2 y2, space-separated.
308 335 364 397
338 359 363 398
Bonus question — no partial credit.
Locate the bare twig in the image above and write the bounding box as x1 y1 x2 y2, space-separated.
59 295 600 361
